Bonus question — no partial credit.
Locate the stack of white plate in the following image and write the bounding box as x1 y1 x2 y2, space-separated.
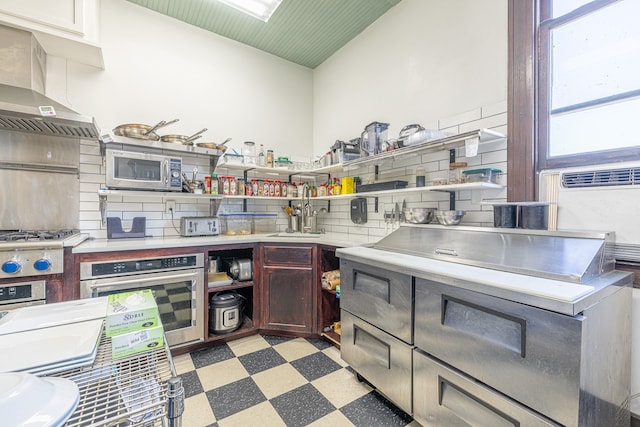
0 298 107 375
0 372 80 427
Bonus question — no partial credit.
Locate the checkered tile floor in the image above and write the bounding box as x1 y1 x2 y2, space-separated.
172 334 420 427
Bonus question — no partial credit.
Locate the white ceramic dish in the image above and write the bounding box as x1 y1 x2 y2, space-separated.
0 318 103 373
0 372 79 427
0 297 107 336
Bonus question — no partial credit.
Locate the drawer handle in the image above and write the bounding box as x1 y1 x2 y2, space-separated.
435 248 458 256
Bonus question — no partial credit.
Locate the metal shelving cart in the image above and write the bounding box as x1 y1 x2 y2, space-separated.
49 324 183 427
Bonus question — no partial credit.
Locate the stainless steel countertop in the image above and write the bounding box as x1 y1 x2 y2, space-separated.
72 232 379 253
336 245 632 316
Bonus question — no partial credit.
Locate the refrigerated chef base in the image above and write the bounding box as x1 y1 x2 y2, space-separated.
344 247 594 302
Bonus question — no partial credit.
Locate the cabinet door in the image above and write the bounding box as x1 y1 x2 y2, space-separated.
262 267 314 333
261 244 317 333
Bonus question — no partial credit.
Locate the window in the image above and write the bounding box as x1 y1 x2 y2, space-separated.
508 0 640 199
539 0 640 169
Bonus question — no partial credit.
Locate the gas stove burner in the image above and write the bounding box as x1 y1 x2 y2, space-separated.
0 229 79 242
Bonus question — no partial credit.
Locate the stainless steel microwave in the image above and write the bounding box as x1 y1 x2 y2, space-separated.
106 149 182 191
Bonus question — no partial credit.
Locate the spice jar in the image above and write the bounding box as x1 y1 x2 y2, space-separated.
449 162 468 184
211 174 219 195
266 150 274 168
287 182 297 198
416 166 426 187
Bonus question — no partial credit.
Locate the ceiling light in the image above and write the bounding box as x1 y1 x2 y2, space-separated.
217 0 283 22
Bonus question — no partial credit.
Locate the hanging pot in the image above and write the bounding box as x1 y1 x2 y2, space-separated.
160 128 208 145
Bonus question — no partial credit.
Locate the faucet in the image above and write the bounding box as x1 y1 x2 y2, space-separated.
301 183 314 233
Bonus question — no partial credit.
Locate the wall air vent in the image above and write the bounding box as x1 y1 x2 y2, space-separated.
561 167 640 188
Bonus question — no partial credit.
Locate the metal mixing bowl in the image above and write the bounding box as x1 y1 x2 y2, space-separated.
435 210 466 225
403 208 436 224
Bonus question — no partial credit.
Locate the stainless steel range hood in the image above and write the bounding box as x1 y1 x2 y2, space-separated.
0 25 99 140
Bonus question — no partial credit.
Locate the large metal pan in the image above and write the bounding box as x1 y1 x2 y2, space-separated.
113 119 179 141
160 128 208 145
195 137 231 152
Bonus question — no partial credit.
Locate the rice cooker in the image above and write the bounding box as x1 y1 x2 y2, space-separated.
209 292 245 334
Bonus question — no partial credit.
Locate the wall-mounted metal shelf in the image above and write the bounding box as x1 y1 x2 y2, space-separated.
341 128 506 169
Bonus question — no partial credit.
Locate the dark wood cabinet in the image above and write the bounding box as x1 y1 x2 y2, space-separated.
261 244 317 334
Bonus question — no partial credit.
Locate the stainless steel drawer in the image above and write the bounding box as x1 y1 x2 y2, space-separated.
413 349 560 427
340 309 413 414
414 278 582 426
340 259 413 344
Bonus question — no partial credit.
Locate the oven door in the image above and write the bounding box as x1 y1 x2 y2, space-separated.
105 150 181 191
80 269 204 348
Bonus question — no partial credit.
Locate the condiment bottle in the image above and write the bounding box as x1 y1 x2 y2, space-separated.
333 177 342 195
354 176 362 192
318 183 327 197
204 175 211 194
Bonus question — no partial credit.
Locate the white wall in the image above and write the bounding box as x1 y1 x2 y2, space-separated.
46 0 314 158
312 0 508 156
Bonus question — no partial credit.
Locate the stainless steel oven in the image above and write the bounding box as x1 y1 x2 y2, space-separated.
80 253 205 348
105 149 183 191
0 280 46 316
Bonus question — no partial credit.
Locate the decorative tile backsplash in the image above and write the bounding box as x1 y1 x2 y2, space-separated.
79 101 507 239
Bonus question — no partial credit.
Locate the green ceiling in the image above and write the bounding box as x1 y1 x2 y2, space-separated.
127 0 401 69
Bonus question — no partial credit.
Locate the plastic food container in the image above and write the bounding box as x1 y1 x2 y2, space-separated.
223 153 244 165
252 213 277 234
220 213 252 235
462 168 502 184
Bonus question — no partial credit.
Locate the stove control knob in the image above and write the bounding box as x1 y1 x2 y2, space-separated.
1 260 21 274
34 259 51 271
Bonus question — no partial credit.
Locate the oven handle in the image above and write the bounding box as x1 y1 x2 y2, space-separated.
85 272 197 290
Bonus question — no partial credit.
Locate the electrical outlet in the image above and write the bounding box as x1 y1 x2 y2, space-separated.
166 200 176 214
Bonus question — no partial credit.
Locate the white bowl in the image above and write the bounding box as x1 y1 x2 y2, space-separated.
0 372 79 427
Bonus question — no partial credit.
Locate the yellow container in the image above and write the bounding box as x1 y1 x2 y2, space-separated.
342 177 354 194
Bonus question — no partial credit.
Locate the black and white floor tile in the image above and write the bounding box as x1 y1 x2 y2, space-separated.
172 334 419 427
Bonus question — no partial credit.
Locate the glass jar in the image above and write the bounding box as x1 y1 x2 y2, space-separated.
280 181 287 197
449 162 468 184
262 180 270 197
416 166 426 187
243 141 257 165
252 179 259 197
210 174 219 195
269 180 276 197
288 183 297 198
266 150 274 168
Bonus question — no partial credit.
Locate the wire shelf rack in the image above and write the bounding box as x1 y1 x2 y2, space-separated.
48 323 181 427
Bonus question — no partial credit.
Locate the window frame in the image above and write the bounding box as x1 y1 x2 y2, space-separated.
508 0 640 200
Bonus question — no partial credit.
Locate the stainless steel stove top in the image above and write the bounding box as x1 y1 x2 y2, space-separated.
0 229 80 243
0 230 88 279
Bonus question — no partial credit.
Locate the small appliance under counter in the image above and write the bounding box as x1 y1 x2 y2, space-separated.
337 225 632 427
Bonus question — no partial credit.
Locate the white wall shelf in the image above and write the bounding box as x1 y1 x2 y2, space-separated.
342 128 506 169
